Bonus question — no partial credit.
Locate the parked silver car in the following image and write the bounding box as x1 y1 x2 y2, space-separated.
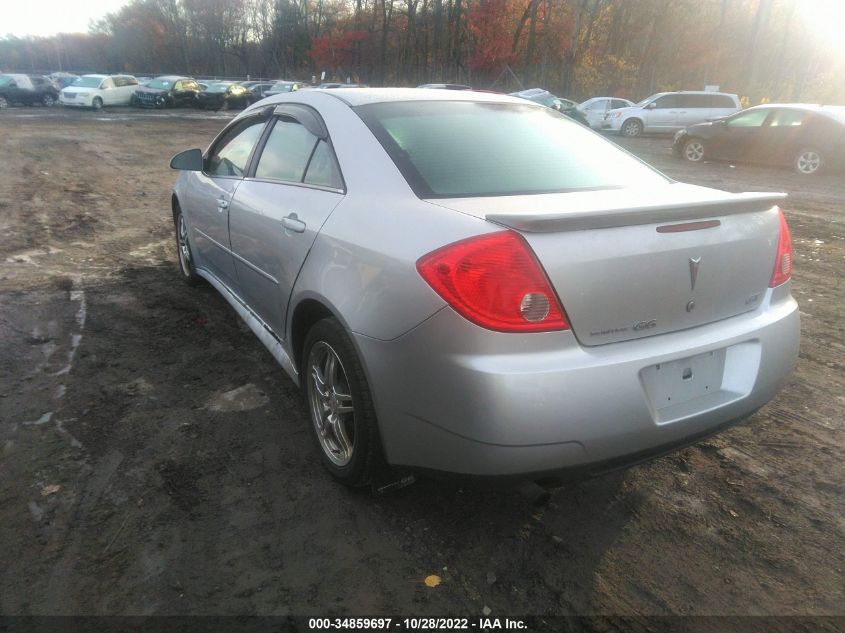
578 96 634 129
169 89 799 486
604 91 741 136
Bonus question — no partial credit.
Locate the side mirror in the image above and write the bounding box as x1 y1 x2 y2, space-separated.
170 148 203 171
645 102 657 110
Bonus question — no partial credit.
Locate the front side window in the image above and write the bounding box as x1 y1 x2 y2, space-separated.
254 118 318 182
727 110 770 128
147 78 172 90
207 119 266 178
101 78 115 89
652 95 678 109
357 101 668 198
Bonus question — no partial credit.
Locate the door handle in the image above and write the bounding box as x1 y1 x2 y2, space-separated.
282 213 306 233
217 198 229 211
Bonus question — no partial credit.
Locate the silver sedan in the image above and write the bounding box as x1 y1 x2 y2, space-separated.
169 88 799 486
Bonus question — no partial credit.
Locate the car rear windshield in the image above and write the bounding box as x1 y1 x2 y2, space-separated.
356 101 667 198
0 75 14 87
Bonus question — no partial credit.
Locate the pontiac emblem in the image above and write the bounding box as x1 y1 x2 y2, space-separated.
689 257 701 291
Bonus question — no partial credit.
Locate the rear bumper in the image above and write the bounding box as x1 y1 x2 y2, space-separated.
354 284 799 476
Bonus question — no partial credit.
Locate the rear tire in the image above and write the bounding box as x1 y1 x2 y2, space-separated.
621 118 643 137
794 148 823 175
42 94 56 107
174 209 200 285
682 138 705 162
0 96 7 110
303 318 384 487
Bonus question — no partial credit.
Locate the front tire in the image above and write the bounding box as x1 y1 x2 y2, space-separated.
0 96 8 110
303 318 383 486
682 137 705 162
621 118 643 137
794 148 823 175
92 97 103 111
174 209 200 285
42 94 56 107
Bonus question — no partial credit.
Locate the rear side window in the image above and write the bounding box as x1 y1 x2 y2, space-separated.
255 118 317 182
677 94 710 108
611 99 629 109
708 95 737 108
304 140 343 189
769 109 806 127
207 118 266 178
356 101 667 198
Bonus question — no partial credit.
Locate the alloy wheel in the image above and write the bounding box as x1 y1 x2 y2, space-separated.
796 150 821 175
42 94 55 107
307 341 355 467
622 120 642 137
684 139 705 162
0 96 7 110
177 214 193 276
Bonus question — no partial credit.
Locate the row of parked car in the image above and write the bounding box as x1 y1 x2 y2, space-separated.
516 87 844 175
0 72 307 111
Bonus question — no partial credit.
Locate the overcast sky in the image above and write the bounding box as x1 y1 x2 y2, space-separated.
4 0 130 37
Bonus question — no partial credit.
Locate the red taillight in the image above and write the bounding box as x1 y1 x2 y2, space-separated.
769 208 793 287
416 231 569 332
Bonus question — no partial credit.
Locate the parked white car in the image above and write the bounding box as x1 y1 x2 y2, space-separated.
578 97 634 129
60 74 140 110
603 91 741 136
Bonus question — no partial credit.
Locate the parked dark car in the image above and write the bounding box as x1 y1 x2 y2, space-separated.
131 75 200 108
196 81 252 110
674 104 845 175
264 81 303 97
0 74 59 108
240 81 276 103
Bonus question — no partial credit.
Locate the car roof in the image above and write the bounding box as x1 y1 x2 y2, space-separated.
82 74 108 79
326 87 526 107
155 75 189 81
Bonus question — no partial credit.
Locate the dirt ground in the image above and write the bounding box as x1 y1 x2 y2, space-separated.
0 108 843 622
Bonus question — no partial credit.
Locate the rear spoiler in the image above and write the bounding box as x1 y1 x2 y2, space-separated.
485 192 787 233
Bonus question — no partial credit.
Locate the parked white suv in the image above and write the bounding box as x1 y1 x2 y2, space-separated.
60 74 139 110
603 91 741 136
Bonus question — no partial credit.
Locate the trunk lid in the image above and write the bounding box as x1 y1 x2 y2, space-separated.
428 184 785 345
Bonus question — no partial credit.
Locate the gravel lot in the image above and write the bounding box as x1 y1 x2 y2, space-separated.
1 108 843 621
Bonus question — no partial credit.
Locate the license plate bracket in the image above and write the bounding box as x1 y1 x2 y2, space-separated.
640 348 727 421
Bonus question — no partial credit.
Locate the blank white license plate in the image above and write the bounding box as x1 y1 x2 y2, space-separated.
640 349 727 412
